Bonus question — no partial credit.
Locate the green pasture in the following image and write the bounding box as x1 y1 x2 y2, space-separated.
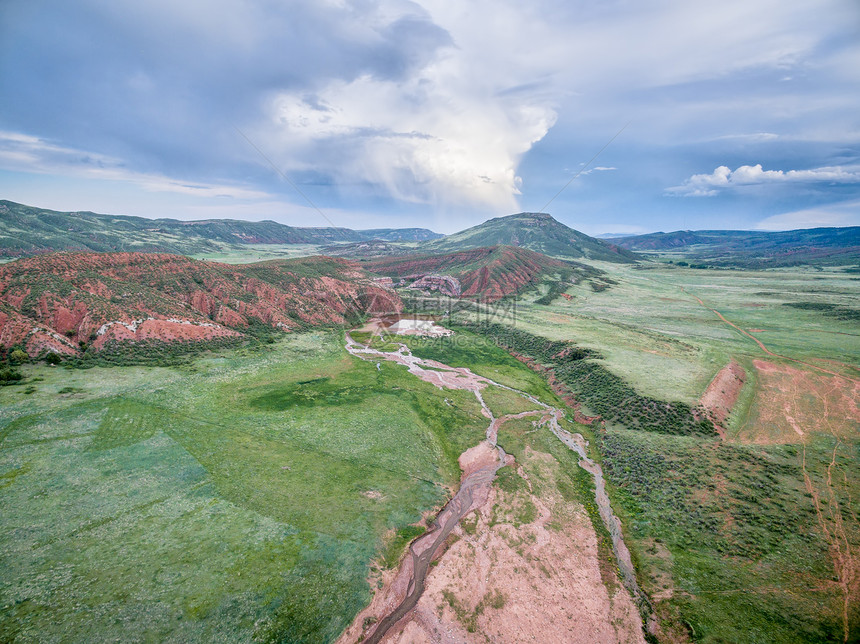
467 268 859 643
602 429 852 643
511 262 859 403
0 331 501 642
191 243 325 263
0 326 575 643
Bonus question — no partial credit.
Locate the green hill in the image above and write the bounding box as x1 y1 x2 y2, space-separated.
0 200 441 258
614 227 860 268
423 212 639 263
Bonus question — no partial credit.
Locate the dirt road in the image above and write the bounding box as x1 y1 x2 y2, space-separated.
678 286 859 383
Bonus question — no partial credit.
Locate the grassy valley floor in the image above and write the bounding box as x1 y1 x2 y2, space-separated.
1 260 857 643
470 262 859 642
1 327 629 643
0 332 494 643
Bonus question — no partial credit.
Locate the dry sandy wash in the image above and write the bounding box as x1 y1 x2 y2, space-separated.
340 446 644 644
340 331 646 643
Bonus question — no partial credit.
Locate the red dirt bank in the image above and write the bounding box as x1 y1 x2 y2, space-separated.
364 245 568 302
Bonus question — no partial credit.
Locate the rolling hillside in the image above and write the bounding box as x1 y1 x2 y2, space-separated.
322 240 413 258
363 245 601 301
423 212 639 263
614 227 860 267
0 200 441 258
0 252 400 357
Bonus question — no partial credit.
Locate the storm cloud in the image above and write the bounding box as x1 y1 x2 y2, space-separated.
1 0 858 231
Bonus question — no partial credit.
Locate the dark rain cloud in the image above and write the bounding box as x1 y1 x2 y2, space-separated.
0 0 452 176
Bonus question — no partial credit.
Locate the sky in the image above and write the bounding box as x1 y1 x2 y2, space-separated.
1 0 858 236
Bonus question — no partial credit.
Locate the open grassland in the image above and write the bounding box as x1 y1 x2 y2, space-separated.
511 262 859 403
191 243 326 263
0 331 517 643
480 384 546 416
0 326 581 643
602 430 851 643
396 330 567 404
465 265 859 643
1 258 856 643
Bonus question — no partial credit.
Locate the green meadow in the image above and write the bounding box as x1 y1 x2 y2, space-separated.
513 262 859 403
0 332 500 642
470 263 859 643
1 327 583 643
1 261 857 643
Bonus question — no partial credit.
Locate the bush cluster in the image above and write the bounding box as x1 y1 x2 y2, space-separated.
0 366 22 385
601 433 815 559
464 321 714 436
63 337 245 368
783 301 860 322
535 279 572 305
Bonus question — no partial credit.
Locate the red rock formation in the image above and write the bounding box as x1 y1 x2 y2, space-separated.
365 245 567 302
0 252 401 356
406 274 462 297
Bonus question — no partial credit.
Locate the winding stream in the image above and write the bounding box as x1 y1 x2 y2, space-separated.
344 332 654 641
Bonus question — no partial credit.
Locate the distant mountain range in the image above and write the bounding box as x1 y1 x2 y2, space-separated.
0 200 442 257
4 199 858 272
613 227 860 267
0 201 638 265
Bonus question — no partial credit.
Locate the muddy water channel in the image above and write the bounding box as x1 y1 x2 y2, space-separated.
344 334 653 642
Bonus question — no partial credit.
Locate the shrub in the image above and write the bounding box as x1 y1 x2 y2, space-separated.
9 349 29 365
535 279 572 305
0 367 23 385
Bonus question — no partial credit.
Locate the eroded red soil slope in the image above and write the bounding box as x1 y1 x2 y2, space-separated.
0 252 400 355
364 245 572 302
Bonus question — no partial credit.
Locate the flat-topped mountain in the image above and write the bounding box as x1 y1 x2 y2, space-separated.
422 212 639 263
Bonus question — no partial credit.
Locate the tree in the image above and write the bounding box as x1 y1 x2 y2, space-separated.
9 349 28 365
45 352 63 365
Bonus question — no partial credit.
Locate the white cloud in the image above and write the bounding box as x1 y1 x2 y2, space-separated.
755 199 860 230
245 0 857 212
260 48 558 211
667 163 860 197
595 224 647 235
712 133 780 142
580 166 617 176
